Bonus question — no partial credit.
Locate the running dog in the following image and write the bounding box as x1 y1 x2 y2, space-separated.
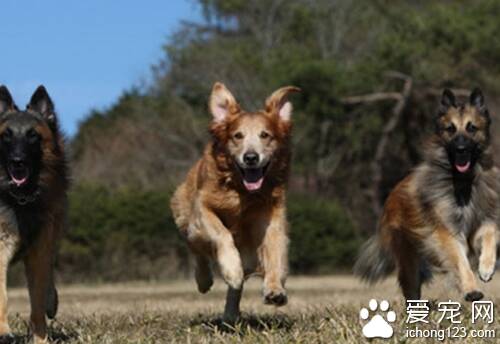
0 85 68 343
171 82 299 322
355 88 499 302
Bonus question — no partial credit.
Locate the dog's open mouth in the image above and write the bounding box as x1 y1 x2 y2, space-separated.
7 164 29 187
455 161 471 173
454 153 471 174
239 164 269 192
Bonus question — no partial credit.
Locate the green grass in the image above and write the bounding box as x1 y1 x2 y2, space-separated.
5 275 500 343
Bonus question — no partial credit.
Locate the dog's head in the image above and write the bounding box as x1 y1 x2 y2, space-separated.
0 85 59 197
209 82 299 192
435 88 491 174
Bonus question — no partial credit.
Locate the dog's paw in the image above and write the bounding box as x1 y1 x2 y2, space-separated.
46 286 58 319
465 290 484 302
479 265 495 283
263 287 288 306
222 311 240 325
195 267 213 294
196 277 213 294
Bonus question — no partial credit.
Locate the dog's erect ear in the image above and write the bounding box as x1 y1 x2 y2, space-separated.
470 87 485 109
265 86 301 121
470 87 490 123
0 85 16 113
209 82 239 122
27 85 56 122
440 88 456 109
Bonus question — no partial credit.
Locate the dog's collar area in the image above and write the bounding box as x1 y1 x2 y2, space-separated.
8 189 40 205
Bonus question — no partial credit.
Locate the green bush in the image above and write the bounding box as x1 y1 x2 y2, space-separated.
288 194 360 274
57 185 359 282
59 184 188 282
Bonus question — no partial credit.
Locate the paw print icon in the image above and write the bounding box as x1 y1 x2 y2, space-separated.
360 299 396 339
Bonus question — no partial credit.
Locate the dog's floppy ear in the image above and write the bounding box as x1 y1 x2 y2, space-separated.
27 85 56 122
440 88 456 109
0 85 16 113
265 86 301 122
209 82 239 122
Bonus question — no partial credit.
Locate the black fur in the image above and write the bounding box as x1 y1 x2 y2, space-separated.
0 86 68 258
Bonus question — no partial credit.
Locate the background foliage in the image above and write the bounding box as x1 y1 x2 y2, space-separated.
49 0 500 282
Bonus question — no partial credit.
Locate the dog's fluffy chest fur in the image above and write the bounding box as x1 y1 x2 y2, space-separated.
416 164 499 235
205 186 280 235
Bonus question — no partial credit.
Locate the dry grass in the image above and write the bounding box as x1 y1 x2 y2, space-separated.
5 274 500 343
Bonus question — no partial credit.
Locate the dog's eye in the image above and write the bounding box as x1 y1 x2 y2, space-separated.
233 132 244 140
26 129 40 144
1 129 12 143
466 122 478 134
260 131 270 139
445 124 456 134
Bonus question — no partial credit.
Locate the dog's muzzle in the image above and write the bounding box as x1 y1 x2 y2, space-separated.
7 157 30 187
238 152 269 192
449 135 475 174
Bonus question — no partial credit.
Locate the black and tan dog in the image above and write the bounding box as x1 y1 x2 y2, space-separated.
0 86 68 343
355 88 499 302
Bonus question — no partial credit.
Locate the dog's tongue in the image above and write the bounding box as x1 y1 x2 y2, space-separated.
11 175 27 187
243 168 264 191
243 178 263 191
8 167 28 187
455 161 471 173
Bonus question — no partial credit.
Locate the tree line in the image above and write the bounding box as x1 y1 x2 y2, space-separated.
44 0 500 282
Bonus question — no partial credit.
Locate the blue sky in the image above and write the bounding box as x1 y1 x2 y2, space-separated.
0 1 201 135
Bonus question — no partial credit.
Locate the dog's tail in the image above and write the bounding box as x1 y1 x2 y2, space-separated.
353 234 395 283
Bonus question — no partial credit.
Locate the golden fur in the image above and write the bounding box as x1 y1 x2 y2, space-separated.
171 82 299 322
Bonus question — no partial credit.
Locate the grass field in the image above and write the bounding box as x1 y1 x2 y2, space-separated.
5 274 500 343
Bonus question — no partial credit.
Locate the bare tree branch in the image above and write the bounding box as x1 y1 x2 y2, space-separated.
369 72 412 216
341 92 402 104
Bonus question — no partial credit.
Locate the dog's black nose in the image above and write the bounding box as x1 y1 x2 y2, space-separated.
243 152 259 166
10 157 25 168
454 135 469 154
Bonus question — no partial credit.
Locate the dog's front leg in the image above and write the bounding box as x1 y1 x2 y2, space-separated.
432 227 482 301
24 226 56 344
199 207 243 289
198 207 243 322
473 221 498 282
0 215 20 339
223 286 243 324
260 205 289 306
0 242 15 338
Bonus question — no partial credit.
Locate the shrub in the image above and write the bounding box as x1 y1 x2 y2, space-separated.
59 184 188 282
288 194 360 274
56 185 360 282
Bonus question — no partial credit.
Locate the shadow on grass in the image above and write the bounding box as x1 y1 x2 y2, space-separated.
190 313 295 335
